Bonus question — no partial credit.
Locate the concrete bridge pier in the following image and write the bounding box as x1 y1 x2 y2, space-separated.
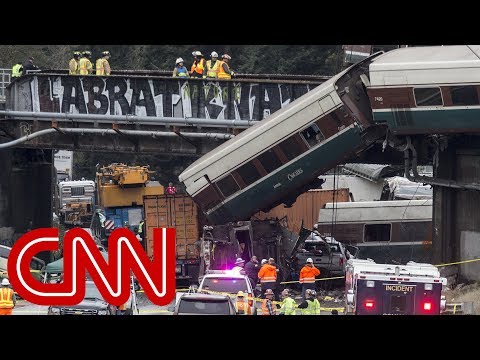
433 136 480 282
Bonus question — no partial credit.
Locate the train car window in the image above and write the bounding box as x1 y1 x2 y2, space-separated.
413 87 443 107
363 223 391 242
194 185 222 210
236 161 261 186
216 175 240 199
450 86 479 106
278 135 305 161
257 148 283 173
300 123 325 147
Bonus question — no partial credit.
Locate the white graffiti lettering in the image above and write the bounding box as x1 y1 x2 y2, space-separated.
287 168 303 181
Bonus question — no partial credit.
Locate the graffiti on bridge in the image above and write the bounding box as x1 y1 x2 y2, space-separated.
28 76 317 121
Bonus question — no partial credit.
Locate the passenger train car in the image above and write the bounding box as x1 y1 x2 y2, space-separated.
368 45 480 134
179 53 384 224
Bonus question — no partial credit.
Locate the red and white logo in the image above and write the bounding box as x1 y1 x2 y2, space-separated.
7 227 175 306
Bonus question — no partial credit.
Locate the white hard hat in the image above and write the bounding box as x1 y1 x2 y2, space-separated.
261 259 267 265
192 50 203 56
176 57 184 65
1 278 10 286
211 51 218 58
222 54 231 60
313 223 318 230
306 258 313 263
235 257 245 265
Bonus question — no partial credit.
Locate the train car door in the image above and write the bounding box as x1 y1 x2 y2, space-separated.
382 283 416 315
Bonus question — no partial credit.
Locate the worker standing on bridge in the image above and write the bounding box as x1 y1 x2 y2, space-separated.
299 257 320 301
96 51 111 76
22 57 39 76
203 51 219 79
190 51 205 78
69 51 81 75
172 58 189 78
11 62 23 79
217 54 235 80
0 278 16 315
79 51 93 75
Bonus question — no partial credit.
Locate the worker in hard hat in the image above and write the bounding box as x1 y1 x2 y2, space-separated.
172 57 189 78
299 257 320 302
69 51 81 75
258 258 277 299
232 257 246 275
79 51 93 75
190 50 205 78
261 289 276 315
0 278 16 315
297 289 321 315
96 51 111 76
203 51 219 79
217 54 235 80
235 291 251 315
278 288 297 315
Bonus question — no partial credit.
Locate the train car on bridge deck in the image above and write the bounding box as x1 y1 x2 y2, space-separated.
179 53 385 224
368 45 480 134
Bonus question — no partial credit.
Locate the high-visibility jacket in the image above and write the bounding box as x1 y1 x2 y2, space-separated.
69 58 79 75
236 297 251 315
205 60 219 78
217 61 231 79
79 58 93 75
258 264 277 283
118 302 127 311
301 299 321 315
279 297 297 315
190 58 205 76
11 63 22 78
0 287 14 309
299 265 320 284
261 299 276 315
96 58 110 76
138 221 144 234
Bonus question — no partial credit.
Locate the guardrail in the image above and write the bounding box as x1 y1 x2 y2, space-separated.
0 68 11 103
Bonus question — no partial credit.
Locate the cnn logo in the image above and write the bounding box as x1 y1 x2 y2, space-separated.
7 227 176 306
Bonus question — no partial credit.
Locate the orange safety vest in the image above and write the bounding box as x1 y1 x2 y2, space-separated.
258 264 277 283
96 58 110 76
261 299 276 315
299 266 320 284
190 58 205 76
79 58 93 75
205 60 219 78
118 302 127 311
0 288 14 309
236 297 250 314
217 60 231 79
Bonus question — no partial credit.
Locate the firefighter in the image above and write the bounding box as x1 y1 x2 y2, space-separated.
217 54 235 80
297 289 321 315
236 291 251 315
258 257 277 299
279 289 297 315
11 62 23 79
299 257 320 301
69 51 81 75
232 258 246 275
0 278 16 315
172 58 189 78
203 51 219 79
190 50 205 78
79 51 93 75
261 289 276 315
96 51 111 76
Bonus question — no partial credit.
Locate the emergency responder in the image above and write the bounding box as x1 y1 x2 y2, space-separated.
261 258 267 266
173 58 189 78
137 219 145 242
166 182 177 195
11 62 23 79
261 289 276 315
258 257 277 299
232 257 246 275
79 51 93 75
0 278 16 315
235 291 251 315
245 255 260 293
96 50 111 76
22 57 39 75
69 51 81 75
278 289 297 315
299 257 320 301
203 51 219 79
190 50 205 78
217 54 235 79
297 289 321 315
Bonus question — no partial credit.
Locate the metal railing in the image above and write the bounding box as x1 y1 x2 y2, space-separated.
0 68 11 102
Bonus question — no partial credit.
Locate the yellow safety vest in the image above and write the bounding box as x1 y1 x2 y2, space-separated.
280 297 297 315
205 60 219 78
138 221 144 234
11 64 22 78
0 288 14 309
301 299 320 315
217 60 231 79
79 58 93 75
69 58 79 75
96 58 110 76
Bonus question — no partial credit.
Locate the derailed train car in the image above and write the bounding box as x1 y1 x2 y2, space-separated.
179 53 386 224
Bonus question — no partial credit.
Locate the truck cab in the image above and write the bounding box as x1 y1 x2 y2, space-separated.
345 258 447 315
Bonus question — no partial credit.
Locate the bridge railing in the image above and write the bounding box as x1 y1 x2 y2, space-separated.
0 68 11 103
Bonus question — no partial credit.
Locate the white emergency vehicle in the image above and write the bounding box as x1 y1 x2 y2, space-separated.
345 258 447 315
